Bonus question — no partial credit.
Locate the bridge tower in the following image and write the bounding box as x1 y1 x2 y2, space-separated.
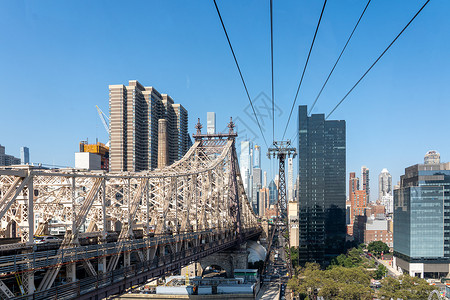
267 140 296 220
267 140 296 277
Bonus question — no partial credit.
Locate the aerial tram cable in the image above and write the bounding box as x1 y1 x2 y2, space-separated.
213 0 269 148
281 0 328 140
308 0 372 116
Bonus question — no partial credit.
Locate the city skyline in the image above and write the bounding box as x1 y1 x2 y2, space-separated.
0 1 448 192
1 1 448 297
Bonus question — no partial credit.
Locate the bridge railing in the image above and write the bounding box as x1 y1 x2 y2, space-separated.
12 227 261 300
0 229 235 275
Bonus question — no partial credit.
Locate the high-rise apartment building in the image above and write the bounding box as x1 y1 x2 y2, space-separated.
259 187 269 216
268 179 278 206
378 168 392 200
298 105 346 265
361 166 370 201
207 112 216 134
350 190 368 224
263 171 267 188
172 103 189 160
109 80 189 172
288 201 299 248
288 157 294 202
379 168 393 214
254 145 261 168
20 147 29 164
0 145 21 166
393 160 450 278
252 167 262 213
240 141 252 199
349 172 359 205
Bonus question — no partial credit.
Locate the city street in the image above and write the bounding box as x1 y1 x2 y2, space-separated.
257 227 291 300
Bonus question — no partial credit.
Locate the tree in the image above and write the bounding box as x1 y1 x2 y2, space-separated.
330 248 363 268
379 275 435 300
288 264 374 300
374 264 387 280
367 241 389 257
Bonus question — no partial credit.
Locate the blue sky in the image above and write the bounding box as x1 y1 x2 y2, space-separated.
0 0 448 200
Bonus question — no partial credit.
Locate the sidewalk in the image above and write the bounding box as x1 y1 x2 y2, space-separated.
375 257 402 277
256 282 280 300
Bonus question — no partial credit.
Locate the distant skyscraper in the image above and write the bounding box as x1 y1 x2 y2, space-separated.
348 172 360 234
361 166 370 201
254 145 261 168
288 157 294 202
109 80 190 172
259 187 269 216
379 168 393 214
350 190 368 226
240 141 252 198
393 160 450 278
298 105 346 265
349 172 359 204
378 168 392 200
20 146 29 164
0 144 21 166
263 171 267 188
268 179 278 206
252 167 262 213
207 112 216 134
424 150 440 165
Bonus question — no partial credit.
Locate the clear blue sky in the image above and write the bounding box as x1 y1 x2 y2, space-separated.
0 0 448 200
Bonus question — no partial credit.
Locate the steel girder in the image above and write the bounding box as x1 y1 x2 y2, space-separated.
0 137 258 297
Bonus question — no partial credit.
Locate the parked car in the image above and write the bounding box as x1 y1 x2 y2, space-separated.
35 236 62 244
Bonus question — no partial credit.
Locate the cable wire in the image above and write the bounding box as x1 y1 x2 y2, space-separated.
281 0 328 140
213 0 269 148
308 0 371 116
326 0 431 119
270 0 275 143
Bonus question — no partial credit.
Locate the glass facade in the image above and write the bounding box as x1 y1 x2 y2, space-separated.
394 167 450 261
297 105 346 265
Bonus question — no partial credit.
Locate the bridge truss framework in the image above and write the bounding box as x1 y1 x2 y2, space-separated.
0 119 260 299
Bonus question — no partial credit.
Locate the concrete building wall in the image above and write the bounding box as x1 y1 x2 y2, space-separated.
158 119 168 169
109 84 127 172
75 152 101 170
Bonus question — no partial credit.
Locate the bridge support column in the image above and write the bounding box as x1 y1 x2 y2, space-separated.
98 256 106 274
21 271 35 296
66 262 76 283
198 244 248 278
124 251 131 267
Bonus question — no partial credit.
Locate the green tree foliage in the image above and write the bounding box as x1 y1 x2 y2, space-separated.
374 264 387 280
330 248 369 268
367 241 389 257
289 247 299 269
288 263 374 300
379 275 435 300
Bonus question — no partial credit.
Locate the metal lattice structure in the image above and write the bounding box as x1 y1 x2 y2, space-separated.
267 140 296 279
267 140 297 220
0 119 260 299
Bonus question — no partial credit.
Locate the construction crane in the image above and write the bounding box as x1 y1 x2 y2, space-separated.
96 105 110 147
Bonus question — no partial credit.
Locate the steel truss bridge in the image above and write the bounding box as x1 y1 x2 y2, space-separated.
0 121 261 299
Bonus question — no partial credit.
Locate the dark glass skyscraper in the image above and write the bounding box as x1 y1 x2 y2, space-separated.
298 105 346 265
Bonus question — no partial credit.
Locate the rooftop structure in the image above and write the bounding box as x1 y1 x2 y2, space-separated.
424 150 440 165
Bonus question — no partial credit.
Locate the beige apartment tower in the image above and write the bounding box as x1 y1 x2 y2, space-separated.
109 80 190 172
